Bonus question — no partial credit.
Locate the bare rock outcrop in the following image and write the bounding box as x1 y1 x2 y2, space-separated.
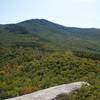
6 81 89 100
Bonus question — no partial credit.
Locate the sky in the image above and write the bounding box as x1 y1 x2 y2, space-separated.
0 0 99 28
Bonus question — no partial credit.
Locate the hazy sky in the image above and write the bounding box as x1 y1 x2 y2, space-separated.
0 0 99 28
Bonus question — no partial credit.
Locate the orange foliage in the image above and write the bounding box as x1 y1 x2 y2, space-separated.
19 86 38 95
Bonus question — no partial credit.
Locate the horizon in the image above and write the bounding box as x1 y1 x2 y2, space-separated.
0 0 99 28
0 18 99 29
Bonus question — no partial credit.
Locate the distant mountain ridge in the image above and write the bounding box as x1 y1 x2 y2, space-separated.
0 19 100 52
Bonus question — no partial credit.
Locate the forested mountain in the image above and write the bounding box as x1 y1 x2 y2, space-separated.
0 19 100 52
0 19 100 100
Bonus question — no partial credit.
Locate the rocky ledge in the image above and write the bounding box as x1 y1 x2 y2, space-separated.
6 81 90 100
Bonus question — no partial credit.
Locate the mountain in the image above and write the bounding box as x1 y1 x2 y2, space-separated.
0 19 100 52
0 19 100 100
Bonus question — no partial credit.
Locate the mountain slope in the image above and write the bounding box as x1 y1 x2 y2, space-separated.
0 19 100 52
0 20 100 99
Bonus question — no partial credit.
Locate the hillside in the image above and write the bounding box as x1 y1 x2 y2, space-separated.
0 19 100 52
0 19 100 100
